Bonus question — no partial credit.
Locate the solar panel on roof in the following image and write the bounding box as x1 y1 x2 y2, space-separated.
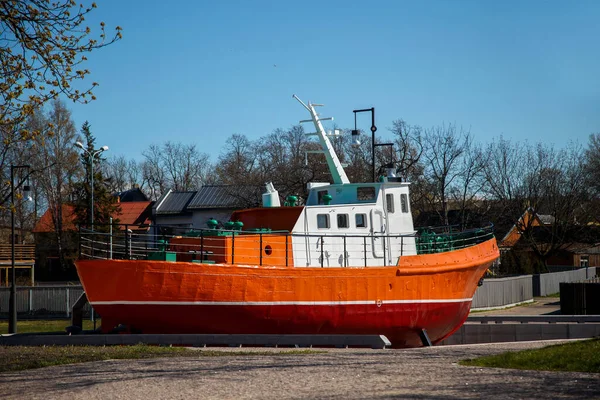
187 185 256 209
156 192 196 214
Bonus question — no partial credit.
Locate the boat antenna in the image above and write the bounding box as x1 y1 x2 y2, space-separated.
292 95 350 184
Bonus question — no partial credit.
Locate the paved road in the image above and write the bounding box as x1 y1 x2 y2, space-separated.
1 341 598 400
472 297 561 316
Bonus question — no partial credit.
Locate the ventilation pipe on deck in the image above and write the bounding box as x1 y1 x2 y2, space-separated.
262 182 281 207
285 195 298 207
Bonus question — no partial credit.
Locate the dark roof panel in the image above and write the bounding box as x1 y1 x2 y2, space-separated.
156 191 196 214
114 188 148 202
188 185 262 209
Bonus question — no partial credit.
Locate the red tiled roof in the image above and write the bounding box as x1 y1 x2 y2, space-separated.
33 201 153 233
117 201 153 226
32 204 77 233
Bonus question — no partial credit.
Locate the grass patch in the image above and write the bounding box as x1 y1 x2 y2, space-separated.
0 344 320 373
469 302 526 313
542 292 561 298
460 338 600 373
0 319 99 334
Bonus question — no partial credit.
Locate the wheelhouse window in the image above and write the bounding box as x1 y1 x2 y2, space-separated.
355 213 367 228
337 214 349 229
317 214 330 229
400 193 409 213
386 194 395 213
317 190 329 205
357 186 376 201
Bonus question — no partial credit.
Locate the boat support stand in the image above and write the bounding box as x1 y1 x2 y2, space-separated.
419 329 433 346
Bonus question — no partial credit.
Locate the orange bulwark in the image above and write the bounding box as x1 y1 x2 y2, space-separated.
169 233 294 266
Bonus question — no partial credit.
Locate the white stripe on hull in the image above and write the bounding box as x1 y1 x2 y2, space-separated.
92 298 472 306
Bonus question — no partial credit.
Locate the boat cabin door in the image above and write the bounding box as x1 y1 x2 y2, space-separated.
370 209 387 259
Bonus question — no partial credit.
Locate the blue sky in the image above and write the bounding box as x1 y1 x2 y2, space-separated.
69 0 600 161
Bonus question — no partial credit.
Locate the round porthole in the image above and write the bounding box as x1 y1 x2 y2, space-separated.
264 245 273 255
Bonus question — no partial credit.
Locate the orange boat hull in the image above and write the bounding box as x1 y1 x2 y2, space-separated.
75 238 499 347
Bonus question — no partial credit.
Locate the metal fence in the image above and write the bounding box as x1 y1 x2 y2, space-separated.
472 275 534 310
0 286 90 318
471 266 598 310
533 267 598 297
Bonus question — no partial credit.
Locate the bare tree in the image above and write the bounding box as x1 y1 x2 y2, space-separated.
255 128 296 189
141 144 166 200
165 142 212 191
483 138 594 273
0 128 39 245
526 143 592 266
585 133 600 198
257 126 331 196
214 127 339 206
0 120 37 208
125 158 143 190
421 124 471 225
481 137 526 205
215 134 258 183
211 133 264 207
142 141 213 199
449 140 486 228
30 99 81 269
102 155 128 193
103 155 144 194
389 119 423 181
342 129 373 183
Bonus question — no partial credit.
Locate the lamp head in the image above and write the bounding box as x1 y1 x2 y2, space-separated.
101 145 109 152
23 184 32 202
75 141 85 149
351 129 361 148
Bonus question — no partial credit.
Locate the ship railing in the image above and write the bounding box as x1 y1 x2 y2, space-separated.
78 223 494 267
415 224 495 255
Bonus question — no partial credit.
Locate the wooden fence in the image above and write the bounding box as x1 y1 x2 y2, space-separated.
0 244 35 286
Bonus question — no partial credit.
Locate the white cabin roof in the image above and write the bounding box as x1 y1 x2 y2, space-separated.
306 182 411 206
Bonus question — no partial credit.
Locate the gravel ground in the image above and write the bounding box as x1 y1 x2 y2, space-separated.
0 340 598 400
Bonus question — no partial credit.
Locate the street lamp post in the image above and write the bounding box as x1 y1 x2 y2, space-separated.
352 107 393 182
352 107 377 182
9 165 31 334
75 142 109 230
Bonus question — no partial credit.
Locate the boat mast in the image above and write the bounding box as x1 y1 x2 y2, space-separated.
293 95 350 185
